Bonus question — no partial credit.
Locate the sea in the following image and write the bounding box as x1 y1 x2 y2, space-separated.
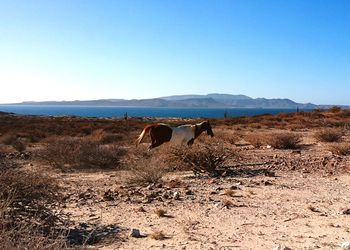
0 105 309 119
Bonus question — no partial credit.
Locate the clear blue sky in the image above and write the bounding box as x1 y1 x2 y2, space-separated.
1 0 349 104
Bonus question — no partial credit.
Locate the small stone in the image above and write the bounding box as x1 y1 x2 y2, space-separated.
173 191 180 200
265 171 276 177
264 180 273 186
137 206 146 212
162 193 169 199
185 189 193 195
341 242 350 249
342 209 350 215
130 228 142 238
274 246 292 250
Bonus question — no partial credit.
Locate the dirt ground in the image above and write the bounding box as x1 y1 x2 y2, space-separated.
1 112 350 249
57 132 350 250
60 171 350 250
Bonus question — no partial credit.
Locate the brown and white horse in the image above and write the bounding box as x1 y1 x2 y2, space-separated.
135 121 214 150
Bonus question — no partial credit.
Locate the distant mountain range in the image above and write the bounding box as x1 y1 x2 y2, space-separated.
12 93 322 109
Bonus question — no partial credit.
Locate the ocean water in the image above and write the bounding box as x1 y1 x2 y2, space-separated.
0 105 305 118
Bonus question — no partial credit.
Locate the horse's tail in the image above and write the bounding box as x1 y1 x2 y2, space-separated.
135 125 153 147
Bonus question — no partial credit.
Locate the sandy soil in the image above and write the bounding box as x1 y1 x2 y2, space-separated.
58 135 350 250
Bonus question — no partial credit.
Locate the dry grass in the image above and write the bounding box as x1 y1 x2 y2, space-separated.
328 143 350 156
221 189 235 197
155 208 167 217
150 231 166 240
314 128 343 142
222 199 234 208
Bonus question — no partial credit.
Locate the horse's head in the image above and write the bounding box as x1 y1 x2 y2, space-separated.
204 120 214 137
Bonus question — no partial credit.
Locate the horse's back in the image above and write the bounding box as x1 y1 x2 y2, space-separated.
151 124 173 142
170 125 195 144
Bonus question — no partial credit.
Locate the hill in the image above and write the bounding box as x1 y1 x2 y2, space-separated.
12 93 320 108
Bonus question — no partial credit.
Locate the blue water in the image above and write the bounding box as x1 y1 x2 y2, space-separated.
0 105 305 118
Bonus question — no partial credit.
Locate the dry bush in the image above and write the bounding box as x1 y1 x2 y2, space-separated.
100 133 124 144
0 158 65 249
329 106 342 113
88 129 124 144
329 143 350 156
0 169 63 235
125 156 167 185
0 133 17 145
339 109 350 118
12 139 26 152
314 128 343 142
213 130 241 145
0 133 26 152
169 144 232 175
38 137 125 170
0 221 65 250
26 130 47 143
244 133 268 148
266 132 302 149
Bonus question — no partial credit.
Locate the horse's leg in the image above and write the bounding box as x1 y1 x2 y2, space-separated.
148 141 164 150
187 138 194 146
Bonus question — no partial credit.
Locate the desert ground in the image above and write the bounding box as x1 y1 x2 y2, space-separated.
1 108 350 250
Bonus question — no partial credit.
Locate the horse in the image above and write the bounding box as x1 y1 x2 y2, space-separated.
135 120 214 150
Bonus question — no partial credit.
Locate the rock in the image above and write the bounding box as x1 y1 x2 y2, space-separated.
265 171 276 177
162 193 169 199
130 228 142 238
185 189 193 195
264 180 273 186
342 209 350 215
274 246 292 250
173 191 180 200
341 242 350 249
103 189 115 201
137 206 146 212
